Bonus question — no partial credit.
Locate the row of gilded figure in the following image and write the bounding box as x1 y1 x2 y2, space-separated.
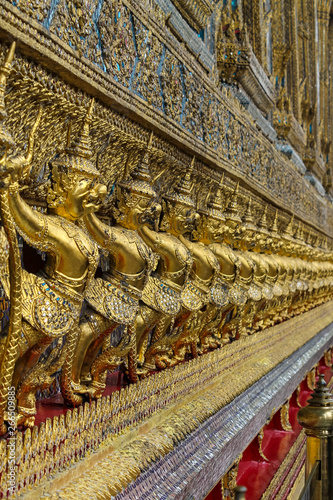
1 104 332 430
0 45 332 431
37 138 333 394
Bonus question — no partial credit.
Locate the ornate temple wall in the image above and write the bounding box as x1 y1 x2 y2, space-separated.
0 0 332 498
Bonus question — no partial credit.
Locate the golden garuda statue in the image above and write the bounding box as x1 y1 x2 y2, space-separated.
0 40 332 436
0 43 107 430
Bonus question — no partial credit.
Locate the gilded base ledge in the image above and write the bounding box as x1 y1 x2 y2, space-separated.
287 466 306 500
18 301 333 500
261 431 306 499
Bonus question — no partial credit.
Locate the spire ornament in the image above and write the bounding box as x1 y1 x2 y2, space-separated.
294 222 302 242
119 131 157 198
51 99 99 178
242 197 255 226
165 156 196 207
284 215 294 238
224 182 241 222
206 174 225 221
257 205 268 231
306 230 313 246
271 210 279 234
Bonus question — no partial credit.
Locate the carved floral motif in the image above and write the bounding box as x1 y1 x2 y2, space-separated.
14 0 51 24
183 68 203 138
201 93 219 150
227 115 243 162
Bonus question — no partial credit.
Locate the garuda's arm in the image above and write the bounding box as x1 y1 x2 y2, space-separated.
83 213 119 250
1 107 45 247
6 183 48 247
179 234 195 254
138 225 162 251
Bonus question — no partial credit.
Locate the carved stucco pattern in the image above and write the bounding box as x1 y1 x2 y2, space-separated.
201 93 220 150
227 115 243 163
51 0 102 64
216 102 229 158
10 0 50 24
182 67 204 139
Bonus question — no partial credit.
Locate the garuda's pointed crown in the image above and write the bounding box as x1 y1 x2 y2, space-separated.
51 99 99 177
257 205 270 233
224 182 242 222
164 156 196 208
270 210 279 235
283 215 295 240
241 197 256 228
119 131 157 198
202 174 225 221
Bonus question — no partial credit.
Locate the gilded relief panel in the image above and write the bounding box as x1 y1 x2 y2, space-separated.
0 25 332 497
0 0 332 496
201 93 220 150
182 67 204 139
10 0 51 24
240 127 252 172
226 114 243 162
132 18 164 108
160 50 185 122
97 0 136 86
50 0 102 64
216 100 229 158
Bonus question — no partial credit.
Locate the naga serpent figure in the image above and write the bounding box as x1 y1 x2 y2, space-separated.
0 46 107 427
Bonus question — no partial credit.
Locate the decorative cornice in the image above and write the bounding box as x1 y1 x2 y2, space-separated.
155 0 214 70
170 0 214 31
238 49 276 113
